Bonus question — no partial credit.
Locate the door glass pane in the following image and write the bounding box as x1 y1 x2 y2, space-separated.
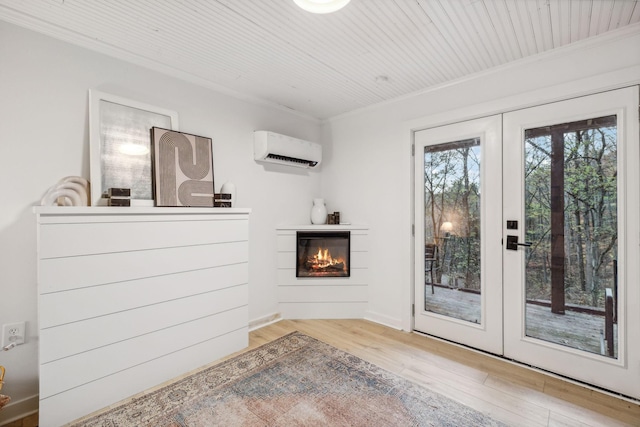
524 115 618 358
423 138 481 323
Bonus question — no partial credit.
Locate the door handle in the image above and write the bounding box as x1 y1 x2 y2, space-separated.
506 235 532 250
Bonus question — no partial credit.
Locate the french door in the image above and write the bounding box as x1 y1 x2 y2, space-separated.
503 87 640 398
413 115 503 355
414 87 640 399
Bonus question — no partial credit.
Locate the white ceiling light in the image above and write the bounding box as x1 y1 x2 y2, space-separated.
293 0 351 14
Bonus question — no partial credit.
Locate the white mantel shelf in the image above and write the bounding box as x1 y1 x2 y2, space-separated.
276 224 368 231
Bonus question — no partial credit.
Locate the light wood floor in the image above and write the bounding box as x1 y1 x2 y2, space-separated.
7 319 640 426
252 319 639 427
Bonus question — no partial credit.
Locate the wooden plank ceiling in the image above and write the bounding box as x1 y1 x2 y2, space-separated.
1 0 638 119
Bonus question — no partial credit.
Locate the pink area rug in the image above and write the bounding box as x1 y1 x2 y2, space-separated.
70 332 505 426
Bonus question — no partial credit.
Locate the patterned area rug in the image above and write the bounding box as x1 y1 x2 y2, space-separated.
70 332 505 426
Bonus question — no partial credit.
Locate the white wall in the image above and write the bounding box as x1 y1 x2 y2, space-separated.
0 21 320 423
2 16 639 424
321 24 640 331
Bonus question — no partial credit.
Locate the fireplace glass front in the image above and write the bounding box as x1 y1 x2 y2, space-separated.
296 231 350 277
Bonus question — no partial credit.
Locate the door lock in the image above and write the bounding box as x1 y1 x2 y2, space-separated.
506 235 532 251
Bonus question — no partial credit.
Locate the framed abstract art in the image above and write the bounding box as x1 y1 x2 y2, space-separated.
151 127 215 207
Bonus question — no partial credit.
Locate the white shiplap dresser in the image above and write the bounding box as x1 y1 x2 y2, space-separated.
34 207 250 426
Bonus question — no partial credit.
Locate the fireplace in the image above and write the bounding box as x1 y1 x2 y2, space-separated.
296 231 350 277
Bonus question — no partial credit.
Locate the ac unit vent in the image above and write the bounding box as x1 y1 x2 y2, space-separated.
254 131 322 169
266 153 318 167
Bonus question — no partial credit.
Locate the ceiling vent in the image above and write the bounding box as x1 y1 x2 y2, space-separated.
254 131 321 169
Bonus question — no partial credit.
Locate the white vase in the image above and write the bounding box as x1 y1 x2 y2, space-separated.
221 181 236 207
310 198 327 225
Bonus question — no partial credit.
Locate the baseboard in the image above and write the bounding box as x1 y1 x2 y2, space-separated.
248 312 282 331
0 394 39 426
251 310 402 332
364 310 403 330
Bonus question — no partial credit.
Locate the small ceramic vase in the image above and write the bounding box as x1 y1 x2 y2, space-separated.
310 198 328 224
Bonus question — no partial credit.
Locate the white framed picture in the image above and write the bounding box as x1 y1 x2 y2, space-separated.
89 90 179 206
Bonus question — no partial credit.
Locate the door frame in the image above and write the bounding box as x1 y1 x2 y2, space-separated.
409 85 640 401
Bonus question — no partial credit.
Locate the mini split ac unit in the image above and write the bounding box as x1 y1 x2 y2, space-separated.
254 131 321 168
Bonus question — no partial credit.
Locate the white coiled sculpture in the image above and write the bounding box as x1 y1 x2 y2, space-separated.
40 176 90 206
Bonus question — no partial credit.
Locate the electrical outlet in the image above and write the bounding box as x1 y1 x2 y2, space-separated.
2 322 26 348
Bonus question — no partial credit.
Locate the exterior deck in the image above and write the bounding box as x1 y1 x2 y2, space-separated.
423 286 617 358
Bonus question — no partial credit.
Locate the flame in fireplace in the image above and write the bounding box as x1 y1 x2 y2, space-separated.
317 248 332 264
309 247 344 271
